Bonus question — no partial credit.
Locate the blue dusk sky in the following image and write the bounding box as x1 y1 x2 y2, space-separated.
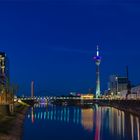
0 0 140 96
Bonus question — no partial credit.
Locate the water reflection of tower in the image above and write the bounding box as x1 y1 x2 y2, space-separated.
94 46 101 98
81 109 94 131
94 106 101 140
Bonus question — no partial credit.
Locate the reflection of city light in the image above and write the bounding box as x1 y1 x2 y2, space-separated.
41 112 43 119
77 109 79 124
31 108 34 123
44 112 46 120
122 111 125 138
108 107 125 137
94 107 101 140
28 114 30 119
51 111 53 120
109 107 114 135
47 112 49 119
136 117 140 140
73 109 76 123
67 109 70 123
54 110 56 120
81 109 93 131
61 110 63 121
117 110 121 136
27 105 140 140
130 115 134 140
38 112 40 119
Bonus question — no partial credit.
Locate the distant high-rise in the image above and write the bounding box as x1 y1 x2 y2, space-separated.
0 52 9 90
109 75 128 95
94 46 101 98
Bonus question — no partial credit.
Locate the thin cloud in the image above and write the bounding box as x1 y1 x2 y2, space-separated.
48 46 94 55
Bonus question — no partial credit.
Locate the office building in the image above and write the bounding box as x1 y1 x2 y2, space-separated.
109 75 128 95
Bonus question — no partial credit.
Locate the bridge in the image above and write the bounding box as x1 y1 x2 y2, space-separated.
16 81 140 116
18 95 140 109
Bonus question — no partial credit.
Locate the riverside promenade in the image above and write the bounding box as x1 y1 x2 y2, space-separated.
0 104 28 140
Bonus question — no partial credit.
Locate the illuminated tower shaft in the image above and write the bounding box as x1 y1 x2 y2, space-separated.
94 46 101 98
96 62 100 98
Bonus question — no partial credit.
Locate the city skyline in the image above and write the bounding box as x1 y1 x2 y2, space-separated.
0 0 140 96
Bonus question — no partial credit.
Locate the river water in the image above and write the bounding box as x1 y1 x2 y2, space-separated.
22 104 140 140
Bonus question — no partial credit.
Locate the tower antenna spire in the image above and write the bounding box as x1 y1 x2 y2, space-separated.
97 45 99 56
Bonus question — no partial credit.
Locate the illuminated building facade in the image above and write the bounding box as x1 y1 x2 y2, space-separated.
0 52 10 104
119 85 140 99
94 46 101 98
0 52 10 89
80 94 94 100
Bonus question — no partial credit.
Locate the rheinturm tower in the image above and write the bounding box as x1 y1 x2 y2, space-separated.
94 45 101 98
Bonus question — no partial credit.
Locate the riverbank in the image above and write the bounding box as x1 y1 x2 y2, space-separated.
0 104 28 140
111 104 140 116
